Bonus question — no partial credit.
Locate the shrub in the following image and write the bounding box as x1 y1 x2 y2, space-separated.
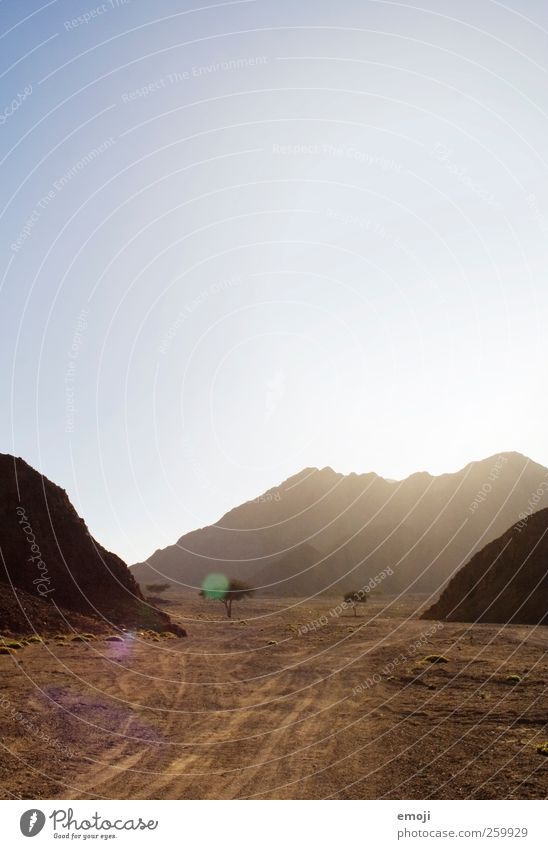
505 674 522 685
145 583 171 594
536 742 548 756
105 635 124 642
0 639 23 650
422 654 449 664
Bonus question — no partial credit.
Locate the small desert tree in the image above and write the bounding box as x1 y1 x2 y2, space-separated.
200 575 253 619
222 580 254 619
344 589 368 616
146 583 171 595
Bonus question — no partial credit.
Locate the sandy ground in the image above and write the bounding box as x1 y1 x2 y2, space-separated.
0 593 546 800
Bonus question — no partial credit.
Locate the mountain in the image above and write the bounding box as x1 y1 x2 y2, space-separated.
0 582 110 637
132 452 548 597
0 454 184 634
254 543 338 596
422 508 548 625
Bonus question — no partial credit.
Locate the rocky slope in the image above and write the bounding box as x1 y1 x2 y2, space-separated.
0 454 183 634
422 508 548 625
0 583 108 637
132 452 548 597
253 543 339 596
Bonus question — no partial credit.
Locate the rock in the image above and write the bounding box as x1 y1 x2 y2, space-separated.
423 508 548 625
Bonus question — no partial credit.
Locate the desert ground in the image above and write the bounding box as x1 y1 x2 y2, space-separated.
0 592 546 800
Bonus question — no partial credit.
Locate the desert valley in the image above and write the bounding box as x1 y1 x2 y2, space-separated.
0 450 546 800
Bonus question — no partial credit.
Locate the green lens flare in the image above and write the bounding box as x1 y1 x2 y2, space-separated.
201 573 229 600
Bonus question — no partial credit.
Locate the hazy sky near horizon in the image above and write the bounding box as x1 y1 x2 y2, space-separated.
1 0 548 562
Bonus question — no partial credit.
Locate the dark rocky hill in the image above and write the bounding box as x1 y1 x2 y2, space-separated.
0 454 184 634
422 508 548 625
0 582 108 637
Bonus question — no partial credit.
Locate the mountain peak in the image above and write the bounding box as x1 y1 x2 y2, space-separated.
132 450 548 599
278 465 342 490
0 452 182 634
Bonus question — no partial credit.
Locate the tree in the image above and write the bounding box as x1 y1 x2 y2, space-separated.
145 582 172 607
222 580 254 619
344 589 368 616
146 583 171 594
200 575 253 619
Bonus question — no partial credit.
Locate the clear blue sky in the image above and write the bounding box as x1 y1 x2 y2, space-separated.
1 0 547 563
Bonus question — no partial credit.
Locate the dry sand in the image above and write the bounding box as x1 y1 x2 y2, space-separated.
0 593 546 799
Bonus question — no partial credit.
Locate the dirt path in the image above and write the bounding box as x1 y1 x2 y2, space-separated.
0 595 546 799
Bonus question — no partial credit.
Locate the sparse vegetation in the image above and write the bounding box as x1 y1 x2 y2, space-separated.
344 590 368 616
0 639 24 650
145 583 172 605
422 654 449 664
146 583 171 594
200 575 254 619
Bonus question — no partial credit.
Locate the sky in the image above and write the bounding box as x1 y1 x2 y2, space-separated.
1 0 548 563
